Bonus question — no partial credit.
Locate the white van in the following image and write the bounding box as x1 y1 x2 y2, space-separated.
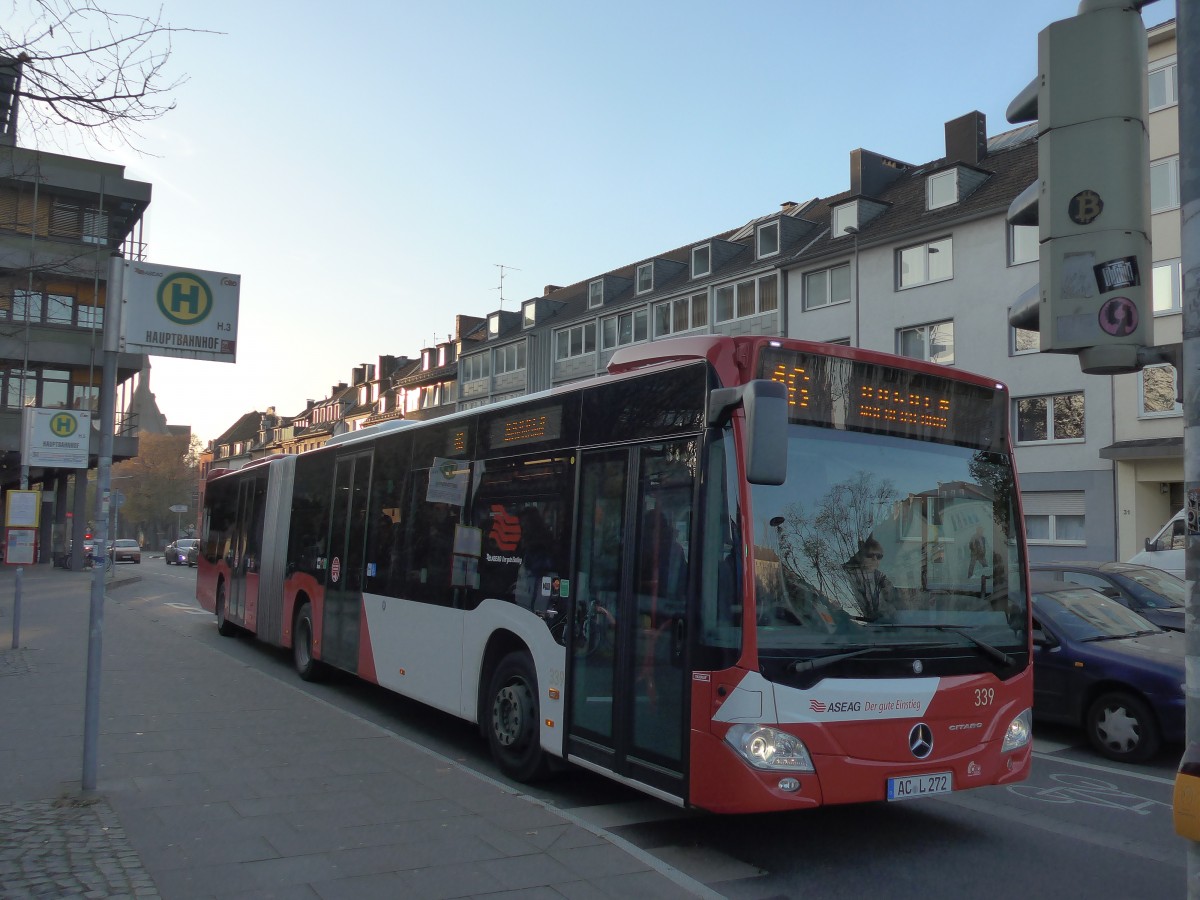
1127 509 1185 578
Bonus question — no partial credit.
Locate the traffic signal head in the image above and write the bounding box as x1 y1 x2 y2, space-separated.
1007 0 1150 375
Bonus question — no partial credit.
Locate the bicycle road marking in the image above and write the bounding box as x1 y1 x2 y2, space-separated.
1032 748 1176 786
1007 773 1171 815
164 602 210 616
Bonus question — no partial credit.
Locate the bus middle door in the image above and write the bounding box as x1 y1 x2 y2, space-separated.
323 450 372 672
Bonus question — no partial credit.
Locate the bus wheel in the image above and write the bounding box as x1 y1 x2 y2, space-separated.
486 651 548 782
293 601 325 682
215 582 237 637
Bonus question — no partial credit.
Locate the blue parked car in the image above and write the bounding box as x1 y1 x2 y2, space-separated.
1030 561 1185 632
1031 579 1184 763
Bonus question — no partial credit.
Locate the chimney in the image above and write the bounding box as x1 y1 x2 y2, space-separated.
850 149 909 197
543 284 562 296
945 111 987 165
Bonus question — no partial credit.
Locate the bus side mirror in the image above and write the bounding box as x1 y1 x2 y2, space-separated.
743 380 788 486
708 379 788 485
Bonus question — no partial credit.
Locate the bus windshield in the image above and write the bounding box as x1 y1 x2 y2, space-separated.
749 424 1027 679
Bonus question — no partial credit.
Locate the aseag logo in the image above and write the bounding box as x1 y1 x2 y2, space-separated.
157 272 213 326
49 412 78 438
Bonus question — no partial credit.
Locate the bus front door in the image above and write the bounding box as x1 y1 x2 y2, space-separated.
322 451 372 672
567 444 692 801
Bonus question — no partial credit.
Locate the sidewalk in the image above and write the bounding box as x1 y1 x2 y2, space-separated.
0 565 716 899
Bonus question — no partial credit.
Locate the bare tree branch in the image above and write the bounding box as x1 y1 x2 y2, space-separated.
2 0 215 151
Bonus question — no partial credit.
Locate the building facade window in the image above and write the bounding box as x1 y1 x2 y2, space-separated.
1015 392 1085 444
1023 491 1086 545
803 263 850 310
691 245 711 278
555 322 596 360
1151 156 1180 213
1012 326 1038 355
636 263 653 294
601 308 648 350
1153 258 1181 313
1149 56 1178 111
0 367 92 410
714 273 779 323
1140 363 1180 417
897 320 954 365
7 289 103 328
462 354 490 382
757 221 780 258
832 202 858 237
897 237 953 288
588 280 604 308
654 292 707 337
1025 513 1086 544
927 170 958 210
1009 223 1038 265
493 342 526 375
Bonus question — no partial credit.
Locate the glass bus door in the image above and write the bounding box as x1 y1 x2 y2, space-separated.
567 442 694 800
323 451 372 672
228 472 266 630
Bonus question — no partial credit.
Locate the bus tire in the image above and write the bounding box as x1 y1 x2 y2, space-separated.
215 582 237 637
293 600 325 682
485 651 548 782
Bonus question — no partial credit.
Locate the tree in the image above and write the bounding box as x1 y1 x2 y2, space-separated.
112 430 198 547
2 0 205 149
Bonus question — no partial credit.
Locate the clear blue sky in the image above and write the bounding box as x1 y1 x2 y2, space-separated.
16 0 1178 446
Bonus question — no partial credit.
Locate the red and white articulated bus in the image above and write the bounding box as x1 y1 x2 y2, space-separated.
197 335 1032 813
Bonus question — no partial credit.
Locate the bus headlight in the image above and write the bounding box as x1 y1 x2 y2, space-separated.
725 725 815 772
1002 708 1033 752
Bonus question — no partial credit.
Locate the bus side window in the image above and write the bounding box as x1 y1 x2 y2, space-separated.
403 470 460 607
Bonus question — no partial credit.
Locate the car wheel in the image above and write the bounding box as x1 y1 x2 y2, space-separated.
1086 690 1161 762
485 651 549 782
293 601 325 682
215 582 237 637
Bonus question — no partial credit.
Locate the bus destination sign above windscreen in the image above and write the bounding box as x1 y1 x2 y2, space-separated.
759 348 1002 452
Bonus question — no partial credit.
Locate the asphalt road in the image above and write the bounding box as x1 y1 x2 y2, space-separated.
115 560 1188 899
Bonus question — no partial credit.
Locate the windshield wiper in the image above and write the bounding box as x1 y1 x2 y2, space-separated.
786 647 880 675
872 623 1014 667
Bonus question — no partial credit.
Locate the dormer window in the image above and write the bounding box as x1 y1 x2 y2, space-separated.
927 169 958 210
691 245 711 278
636 263 653 294
832 202 858 238
437 346 448 366
522 299 537 328
588 279 604 308
757 222 780 258
488 312 501 337
422 349 434 371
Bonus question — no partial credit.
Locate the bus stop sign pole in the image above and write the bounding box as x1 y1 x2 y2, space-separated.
81 252 122 792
